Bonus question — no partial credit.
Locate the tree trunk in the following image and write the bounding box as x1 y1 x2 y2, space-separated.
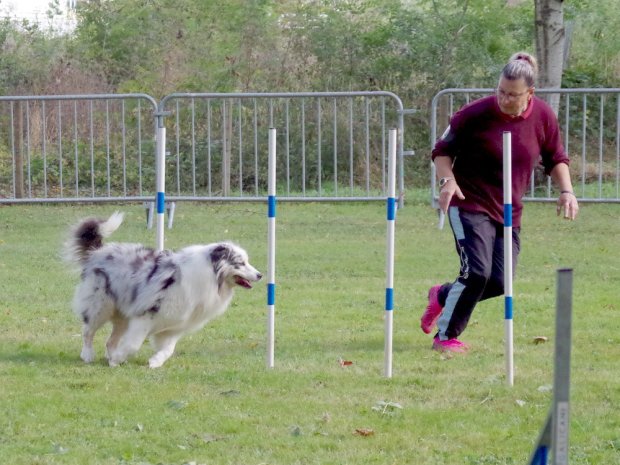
535 0 565 114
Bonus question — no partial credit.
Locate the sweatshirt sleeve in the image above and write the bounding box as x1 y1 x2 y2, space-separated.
431 111 463 162
539 102 570 175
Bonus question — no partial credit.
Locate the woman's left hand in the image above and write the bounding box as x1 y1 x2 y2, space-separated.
557 191 579 220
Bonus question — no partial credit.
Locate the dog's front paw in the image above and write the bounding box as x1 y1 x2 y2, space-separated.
107 352 125 367
148 354 166 369
80 348 96 363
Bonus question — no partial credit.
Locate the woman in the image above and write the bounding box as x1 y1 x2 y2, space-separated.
422 52 579 353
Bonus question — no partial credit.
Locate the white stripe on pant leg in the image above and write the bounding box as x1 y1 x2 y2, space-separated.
436 281 465 340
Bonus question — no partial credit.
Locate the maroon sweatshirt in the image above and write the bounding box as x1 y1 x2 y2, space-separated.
432 95 569 227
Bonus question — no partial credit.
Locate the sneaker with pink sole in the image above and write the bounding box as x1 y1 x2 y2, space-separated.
420 285 443 334
432 336 469 353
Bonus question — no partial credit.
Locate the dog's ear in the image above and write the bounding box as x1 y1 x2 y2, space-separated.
209 244 231 293
209 244 230 266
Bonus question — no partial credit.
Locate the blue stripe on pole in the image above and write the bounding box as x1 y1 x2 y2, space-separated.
385 288 394 311
530 446 548 465
386 197 396 221
157 192 165 214
503 203 512 227
267 283 276 305
504 295 513 320
268 195 276 218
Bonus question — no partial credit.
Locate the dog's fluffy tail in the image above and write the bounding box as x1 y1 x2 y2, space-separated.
64 212 124 264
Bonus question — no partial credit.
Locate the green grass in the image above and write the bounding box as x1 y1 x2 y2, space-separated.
0 199 619 465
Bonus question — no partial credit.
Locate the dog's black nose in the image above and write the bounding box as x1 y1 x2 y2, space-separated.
257 272 263 281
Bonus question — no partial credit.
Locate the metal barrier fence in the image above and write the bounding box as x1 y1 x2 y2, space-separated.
430 88 620 206
0 94 158 203
158 92 404 202
0 92 405 205
3 89 618 207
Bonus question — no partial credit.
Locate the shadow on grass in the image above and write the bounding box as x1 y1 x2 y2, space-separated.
0 343 95 367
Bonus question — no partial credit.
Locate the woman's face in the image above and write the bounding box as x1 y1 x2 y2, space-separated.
496 77 534 117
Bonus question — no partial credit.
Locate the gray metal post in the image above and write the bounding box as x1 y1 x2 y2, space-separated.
552 268 573 465
528 268 573 465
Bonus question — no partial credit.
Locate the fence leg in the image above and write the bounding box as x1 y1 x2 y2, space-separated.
145 202 154 229
167 202 176 229
145 201 176 229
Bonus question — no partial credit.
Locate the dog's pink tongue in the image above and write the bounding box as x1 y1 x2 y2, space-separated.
234 277 252 289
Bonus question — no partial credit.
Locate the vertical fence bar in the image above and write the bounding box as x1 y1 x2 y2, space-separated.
253 99 259 196
138 100 143 196
207 100 212 196
26 103 31 197
349 99 354 193
266 127 277 369
317 99 322 195
384 128 397 378
285 99 291 195
192 98 197 196
503 131 514 386
365 98 371 194
598 95 604 198
397 100 405 208
238 99 243 195
301 99 306 196
58 101 63 197
105 100 111 197
10 102 15 198
580 95 587 197
122 99 127 196
333 98 338 195
381 99 386 192
73 101 79 197
89 101 94 197
616 95 620 198
42 101 48 197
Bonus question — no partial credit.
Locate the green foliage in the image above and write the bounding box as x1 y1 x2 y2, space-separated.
0 16 66 94
8 0 613 98
563 0 620 87
71 0 281 95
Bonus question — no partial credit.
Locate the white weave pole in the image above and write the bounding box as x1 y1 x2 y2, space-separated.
384 128 397 378
503 131 514 386
155 124 166 252
266 128 277 369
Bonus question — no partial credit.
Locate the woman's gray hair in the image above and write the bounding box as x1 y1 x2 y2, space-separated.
501 52 538 87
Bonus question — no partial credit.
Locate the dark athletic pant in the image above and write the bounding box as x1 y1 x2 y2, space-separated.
436 207 520 341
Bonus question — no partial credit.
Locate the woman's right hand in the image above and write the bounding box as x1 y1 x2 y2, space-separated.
439 182 465 213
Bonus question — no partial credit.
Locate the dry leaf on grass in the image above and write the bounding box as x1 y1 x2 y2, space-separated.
533 336 549 344
354 428 375 437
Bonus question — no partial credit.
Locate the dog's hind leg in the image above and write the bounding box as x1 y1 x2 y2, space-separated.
105 316 129 362
79 304 113 363
148 331 182 368
107 317 151 367
80 325 97 363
